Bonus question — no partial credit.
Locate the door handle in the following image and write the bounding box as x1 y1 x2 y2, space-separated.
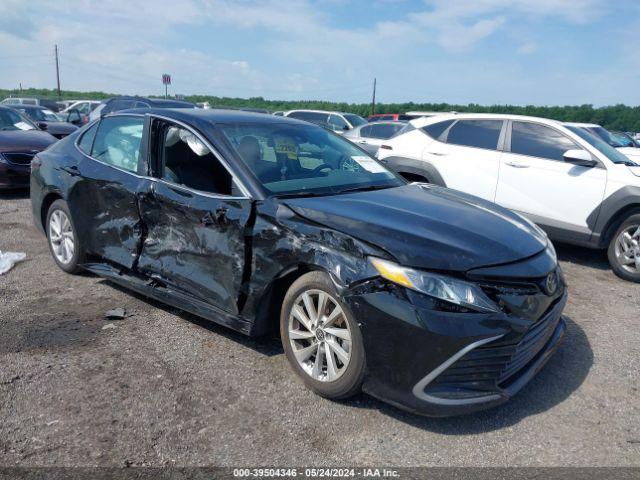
358 140 367 144
505 161 530 168
427 151 447 156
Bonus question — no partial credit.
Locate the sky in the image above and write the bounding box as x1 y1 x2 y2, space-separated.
0 0 638 106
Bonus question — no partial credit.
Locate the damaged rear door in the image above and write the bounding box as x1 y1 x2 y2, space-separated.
135 116 253 315
69 114 152 269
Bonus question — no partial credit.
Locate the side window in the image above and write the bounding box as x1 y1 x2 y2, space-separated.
76 103 90 115
157 121 233 195
77 122 99 154
91 116 144 172
446 120 503 150
422 119 455 140
359 125 372 137
511 122 578 161
328 114 348 131
369 123 401 139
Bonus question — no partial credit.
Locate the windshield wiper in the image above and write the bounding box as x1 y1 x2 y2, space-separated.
334 184 395 195
273 191 330 199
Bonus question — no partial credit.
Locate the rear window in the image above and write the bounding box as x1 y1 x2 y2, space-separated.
421 120 455 140
288 111 329 124
368 123 405 139
446 120 503 150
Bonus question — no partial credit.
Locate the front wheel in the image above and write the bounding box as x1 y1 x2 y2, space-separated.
607 213 640 282
280 271 365 399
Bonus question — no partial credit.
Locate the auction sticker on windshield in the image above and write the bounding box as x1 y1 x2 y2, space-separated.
352 155 387 173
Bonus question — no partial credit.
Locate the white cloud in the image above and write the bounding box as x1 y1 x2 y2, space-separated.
0 0 619 103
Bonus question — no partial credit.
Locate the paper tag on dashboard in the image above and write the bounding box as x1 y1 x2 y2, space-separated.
351 156 387 173
14 122 32 131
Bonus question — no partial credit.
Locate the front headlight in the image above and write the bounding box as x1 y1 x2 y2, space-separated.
369 257 500 313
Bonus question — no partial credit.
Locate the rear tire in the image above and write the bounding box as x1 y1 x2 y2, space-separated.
607 213 640 283
46 199 84 274
280 271 365 399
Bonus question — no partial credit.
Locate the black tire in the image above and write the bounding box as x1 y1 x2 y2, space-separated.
607 213 640 283
280 271 365 399
45 199 84 274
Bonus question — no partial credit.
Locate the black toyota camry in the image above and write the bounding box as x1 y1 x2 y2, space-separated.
30 109 567 416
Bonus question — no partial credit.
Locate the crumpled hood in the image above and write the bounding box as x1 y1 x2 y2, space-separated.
284 184 548 272
0 130 57 153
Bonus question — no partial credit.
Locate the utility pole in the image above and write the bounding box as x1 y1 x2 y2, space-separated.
54 44 61 100
371 77 376 116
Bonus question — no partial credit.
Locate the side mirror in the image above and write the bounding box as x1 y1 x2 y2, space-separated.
37 122 48 130
563 149 597 168
343 125 350 131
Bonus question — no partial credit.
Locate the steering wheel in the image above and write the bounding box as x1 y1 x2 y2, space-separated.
311 163 334 174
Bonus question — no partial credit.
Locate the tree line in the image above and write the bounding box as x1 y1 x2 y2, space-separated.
4 87 640 132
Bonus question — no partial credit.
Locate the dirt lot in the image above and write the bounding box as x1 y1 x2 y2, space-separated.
0 191 639 467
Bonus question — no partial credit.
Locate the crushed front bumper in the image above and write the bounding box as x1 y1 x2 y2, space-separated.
346 280 568 417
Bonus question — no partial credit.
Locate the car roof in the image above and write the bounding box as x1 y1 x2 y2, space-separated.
106 96 194 108
563 122 601 128
11 104 48 111
285 109 352 116
113 107 313 126
410 112 566 128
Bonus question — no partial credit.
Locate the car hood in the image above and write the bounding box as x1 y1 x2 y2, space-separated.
41 122 78 135
284 184 548 272
0 129 57 152
617 147 640 159
627 166 640 177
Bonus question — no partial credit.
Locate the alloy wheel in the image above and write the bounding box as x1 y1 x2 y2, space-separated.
614 225 640 273
287 289 352 382
49 209 75 265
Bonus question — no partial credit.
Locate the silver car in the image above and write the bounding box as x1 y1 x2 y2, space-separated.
343 121 407 156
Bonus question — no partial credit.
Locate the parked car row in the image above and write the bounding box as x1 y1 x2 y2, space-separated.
375 113 640 282
0 105 57 189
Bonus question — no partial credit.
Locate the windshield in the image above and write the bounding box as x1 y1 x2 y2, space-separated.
343 114 367 128
587 126 625 148
0 109 37 131
21 108 61 122
219 122 404 196
567 125 638 165
612 132 637 148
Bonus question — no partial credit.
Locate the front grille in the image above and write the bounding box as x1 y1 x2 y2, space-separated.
2 152 35 165
429 299 562 392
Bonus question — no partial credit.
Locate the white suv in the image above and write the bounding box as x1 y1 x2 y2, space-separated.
377 113 640 282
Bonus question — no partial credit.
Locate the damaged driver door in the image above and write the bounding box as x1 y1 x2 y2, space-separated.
135 118 252 316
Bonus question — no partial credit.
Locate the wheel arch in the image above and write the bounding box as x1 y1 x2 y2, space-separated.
600 203 640 247
40 191 65 232
250 263 338 337
380 155 446 187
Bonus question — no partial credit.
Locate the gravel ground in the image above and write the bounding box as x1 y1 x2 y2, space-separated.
0 191 638 467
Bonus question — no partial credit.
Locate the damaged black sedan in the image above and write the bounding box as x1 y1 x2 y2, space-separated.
30 109 567 416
